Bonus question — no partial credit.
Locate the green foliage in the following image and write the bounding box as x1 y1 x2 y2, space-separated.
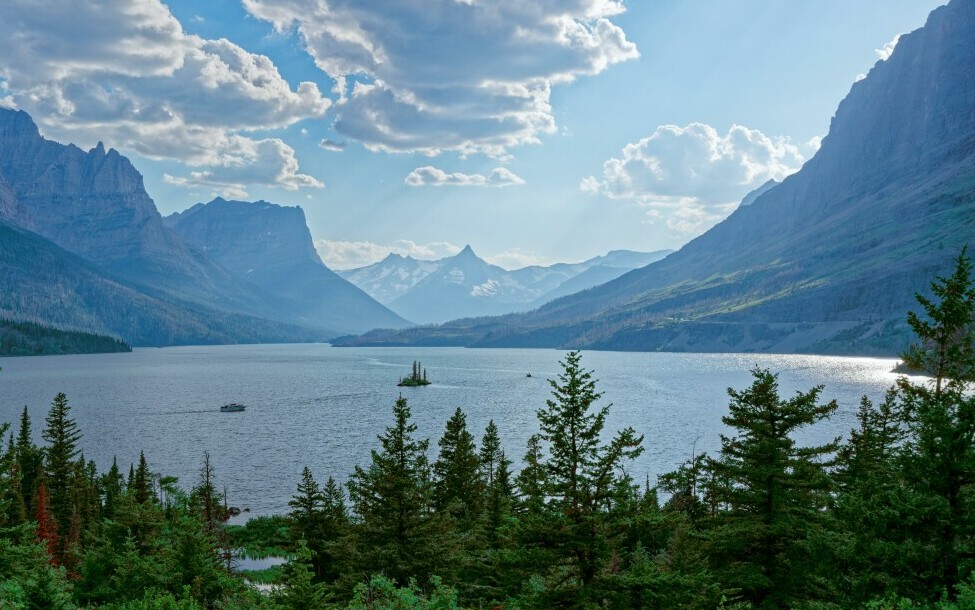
345 395 446 587
433 408 483 522
273 540 327 609
896 248 975 600
398 361 432 386
347 574 463 610
0 317 131 356
700 368 838 608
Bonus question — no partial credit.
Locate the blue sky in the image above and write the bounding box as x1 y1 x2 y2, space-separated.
0 0 944 269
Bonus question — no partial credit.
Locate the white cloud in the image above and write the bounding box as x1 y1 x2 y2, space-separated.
875 34 900 61
319 138 347 152
584 123 807 236
163 137 323 198
405 166 525 187
314 239 462 269
243 0 638 155
0 0 328 191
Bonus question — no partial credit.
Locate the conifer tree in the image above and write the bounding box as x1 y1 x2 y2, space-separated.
132 451 154 505
896 248 975 600
702 368 838 608
346 395 441 586
15 406 42 517
534 351 644 591
433 408 483 521
41 392 82 556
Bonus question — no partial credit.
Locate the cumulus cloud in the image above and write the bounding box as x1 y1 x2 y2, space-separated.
243 0 638 155
405 166 525 187
0 0 328 191
584 123 808 235
315 239 462 269
875 34 900 61
163 137 323 198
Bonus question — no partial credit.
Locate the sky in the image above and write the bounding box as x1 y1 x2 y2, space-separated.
0 0 946 270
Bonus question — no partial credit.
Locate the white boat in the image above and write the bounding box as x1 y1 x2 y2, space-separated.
220 403 246 413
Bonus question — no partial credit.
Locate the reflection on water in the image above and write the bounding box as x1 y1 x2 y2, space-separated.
0 345 901 515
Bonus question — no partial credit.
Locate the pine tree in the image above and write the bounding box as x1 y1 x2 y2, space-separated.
897 248 975 600
132 451 154 505
275 540 328 609
534 351 644 592
15 406 42 518
480 421 515 547
41 392 82 558
433 408 483 522
346 395 441 585
702 368 838 608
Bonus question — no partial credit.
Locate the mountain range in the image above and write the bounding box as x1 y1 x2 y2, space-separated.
335 0 975 355
338 247 672 324
0 109 407 345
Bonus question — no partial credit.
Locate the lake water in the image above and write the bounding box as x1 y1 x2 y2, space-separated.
0 345 907 515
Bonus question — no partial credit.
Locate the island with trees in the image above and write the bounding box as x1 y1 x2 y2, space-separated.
397 360 431 387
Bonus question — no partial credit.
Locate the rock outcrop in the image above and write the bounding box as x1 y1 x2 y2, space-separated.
166 198 409 333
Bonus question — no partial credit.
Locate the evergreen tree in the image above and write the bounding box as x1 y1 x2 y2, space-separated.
534 351 644 595
346 395 442 586
481 422 515 549
132 451 155 505
897 249 975 600
701 368 838 608
41 392 82 560
433 408 483 522
274 540 327 609
514 434 547 517
15 406 42 518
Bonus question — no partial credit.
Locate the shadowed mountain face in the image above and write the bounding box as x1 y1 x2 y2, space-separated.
0 109 405 344
166 198 409 333
0 108 290 320
337 0 975 354
338 246 672 324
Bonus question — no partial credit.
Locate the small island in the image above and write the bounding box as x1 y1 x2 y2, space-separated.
397 360 431 387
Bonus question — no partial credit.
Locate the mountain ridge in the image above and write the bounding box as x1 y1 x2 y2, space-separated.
334 0 975 354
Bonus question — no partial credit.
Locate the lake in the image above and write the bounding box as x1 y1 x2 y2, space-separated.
0 345 907 515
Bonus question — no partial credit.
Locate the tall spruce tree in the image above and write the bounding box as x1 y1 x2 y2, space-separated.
346 395 442 586
15 406 42 518
533 351 644 599
702 368 838 608
41 392 82 558
433 408 483 522
897 249 975 600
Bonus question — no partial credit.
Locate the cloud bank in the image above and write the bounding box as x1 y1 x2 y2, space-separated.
243 0 639 155
582 123 808 235
0 0 327 195
405 166 525 188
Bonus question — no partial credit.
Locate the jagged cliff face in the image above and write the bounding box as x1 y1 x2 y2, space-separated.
0 110 168 265
167 198 409 333
0 108 299 321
